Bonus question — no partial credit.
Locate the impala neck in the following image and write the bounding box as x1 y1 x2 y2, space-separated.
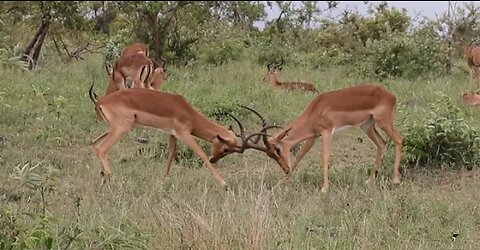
270 74 282 87
192 114 230 142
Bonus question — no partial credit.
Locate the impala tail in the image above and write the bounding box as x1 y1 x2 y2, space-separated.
89 81 107 122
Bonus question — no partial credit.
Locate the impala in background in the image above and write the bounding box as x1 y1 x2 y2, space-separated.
263 57 318 93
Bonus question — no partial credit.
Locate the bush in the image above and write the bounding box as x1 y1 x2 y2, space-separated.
358 29 445 80
400 94 480 169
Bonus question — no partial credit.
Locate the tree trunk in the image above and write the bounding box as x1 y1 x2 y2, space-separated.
141 1 190 62
22 16 50 70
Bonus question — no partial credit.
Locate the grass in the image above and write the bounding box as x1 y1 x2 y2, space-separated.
1 54 480 249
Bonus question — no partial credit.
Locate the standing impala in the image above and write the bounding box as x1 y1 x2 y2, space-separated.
244 84 403 193
263 57 318 93
88 83 261 189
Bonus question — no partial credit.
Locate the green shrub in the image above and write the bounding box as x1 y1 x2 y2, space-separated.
359 29 445 80
400 94 480 169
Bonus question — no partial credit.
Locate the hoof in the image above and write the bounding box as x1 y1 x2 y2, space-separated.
392 175 401 184
321 186 329 193
100 171 111 183
219 181 229 190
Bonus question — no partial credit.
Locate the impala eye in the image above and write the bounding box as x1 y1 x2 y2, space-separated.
275 146 281 156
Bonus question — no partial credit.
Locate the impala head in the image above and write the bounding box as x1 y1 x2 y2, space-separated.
256 127 293 174
208 105 284 164
210 130 244 164
263 57 284 82
154 57 169 79
215 106 293 174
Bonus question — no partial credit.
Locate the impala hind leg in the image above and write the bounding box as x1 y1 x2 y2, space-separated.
162 135 177 178
320 130 333 193
377 122 403 184
363 126 386 184
176 133 228 189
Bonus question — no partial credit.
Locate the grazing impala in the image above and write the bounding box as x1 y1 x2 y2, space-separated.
88 82 261 189
263 57 318 93
464 38 480 91
243 84 403 193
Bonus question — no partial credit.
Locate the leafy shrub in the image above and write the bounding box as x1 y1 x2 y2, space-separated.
0 44 29 71
358 29 445 80
102 28 131 65
400 94 480 169
201 42 243 66
195 21 247 66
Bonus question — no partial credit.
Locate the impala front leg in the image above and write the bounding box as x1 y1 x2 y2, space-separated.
176 133 228 190
290 137 316 174
93 127 130 183
320 130 332 193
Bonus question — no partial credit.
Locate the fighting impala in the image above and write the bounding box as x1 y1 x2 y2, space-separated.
105 42 149 77
121 42 149 57
104 55 167 95
243 84 404 193
263 57 318 93
88 82 262 189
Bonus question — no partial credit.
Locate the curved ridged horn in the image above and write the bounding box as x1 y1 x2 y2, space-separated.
159 57 166 68
226 112 245 140
275 57 284 68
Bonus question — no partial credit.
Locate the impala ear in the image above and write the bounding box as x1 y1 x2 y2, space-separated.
276 127 292 140
217 135 229 144
277 66 283 71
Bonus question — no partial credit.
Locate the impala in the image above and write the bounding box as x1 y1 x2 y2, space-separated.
148 58 169 91
121 42 149 57
461 91 480 106
88 82 261 189
263 57 318 93
105 42 149 76
464 38 480 91
104 56 167 95
244 84 404 193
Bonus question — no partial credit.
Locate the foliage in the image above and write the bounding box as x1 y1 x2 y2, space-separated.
400 94 480 169
0 44 30 71
357 29 445 80
195 21 246 66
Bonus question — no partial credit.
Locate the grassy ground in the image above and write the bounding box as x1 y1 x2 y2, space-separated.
1 55 480 249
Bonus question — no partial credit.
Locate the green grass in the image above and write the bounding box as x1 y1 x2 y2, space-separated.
1 55 480 249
